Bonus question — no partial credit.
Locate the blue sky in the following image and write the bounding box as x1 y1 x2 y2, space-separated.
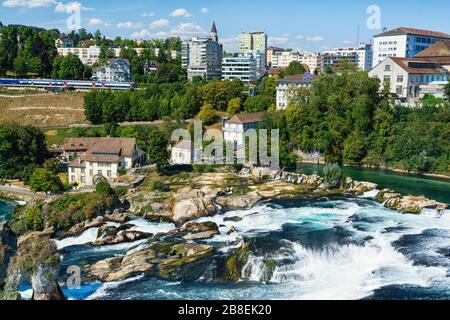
1 0 450 52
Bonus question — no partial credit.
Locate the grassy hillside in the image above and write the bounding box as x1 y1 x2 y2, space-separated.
0 90 87 128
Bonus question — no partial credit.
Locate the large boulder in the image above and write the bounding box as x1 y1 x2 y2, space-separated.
68 216 106 236
376 189 448 214
215 192 262 210
349 181 378 195
168 221 220 241
171 187 219 226
85 242 215 282
0 222 17 289
93 230 151 246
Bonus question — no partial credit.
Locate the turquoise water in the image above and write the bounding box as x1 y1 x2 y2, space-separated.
0 198 16 221
297 164 450 204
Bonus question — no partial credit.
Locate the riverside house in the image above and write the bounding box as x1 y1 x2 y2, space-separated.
64 137 146 187
223 112 264 148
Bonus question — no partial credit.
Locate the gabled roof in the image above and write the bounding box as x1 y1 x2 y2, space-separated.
390 57 447 74
227 112 265 124
64 137 137 157
277 74 315 83
415 40 450 57
375 27 450 39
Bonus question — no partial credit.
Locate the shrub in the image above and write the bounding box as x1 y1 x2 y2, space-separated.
95 180 114 196
15 237 60 275
150 178 170 192
323 163 342 187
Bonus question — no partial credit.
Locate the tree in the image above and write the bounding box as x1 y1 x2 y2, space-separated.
282 61 307 77
444 81 450 101
0 124 50 180
146 128 169 172
244 96 271 112
53 54 85 79
95 180 114 196
227 97 242 116
30 168 63 193
198 103 216 125
42 158 61 175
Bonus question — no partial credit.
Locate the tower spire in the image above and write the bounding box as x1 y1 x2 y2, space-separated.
210 21 218 42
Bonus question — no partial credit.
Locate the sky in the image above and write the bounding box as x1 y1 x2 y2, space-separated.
1 0 450 52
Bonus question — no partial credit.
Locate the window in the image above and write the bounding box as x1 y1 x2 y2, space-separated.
71 175 75 182
71 168 75 173
107 170 112 178
396 86 403 95
383 75 391 82
89 169 93 176
98 170 102 175
81 176 85 183
384 65 391 71
397 75 404 83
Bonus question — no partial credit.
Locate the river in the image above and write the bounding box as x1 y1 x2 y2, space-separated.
0 198 16 221
3 168 449 300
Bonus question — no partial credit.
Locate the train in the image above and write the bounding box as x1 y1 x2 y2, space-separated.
0 78 137 90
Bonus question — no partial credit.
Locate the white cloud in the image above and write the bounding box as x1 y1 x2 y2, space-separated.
200 7 208 13
296 35 305 39
2 0 56 8
169 22 205 38
131 29 167 39
169 8 192 17
141 11 154 17
268 36 290 46
342 40 354 45
55 1 92 13
306 35 324 42
149 18 170 29
88 18 104 26
220 35 240 52
116 21 144 29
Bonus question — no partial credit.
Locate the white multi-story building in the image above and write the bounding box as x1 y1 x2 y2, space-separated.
93 58 131 82
223 112 264 148
276 74 315 109
65 137 146 187
222 55 257 83
321 43 373 71
271 51 321 73
372 27 450 67
267 47 284 66
171 141 202 165
182 22 223 81
369 40 450 102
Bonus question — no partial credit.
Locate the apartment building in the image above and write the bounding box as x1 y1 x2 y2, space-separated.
322 43 373 71
372 27 450 67
222 55 257 83
369 40 450 102
267 47 284 66
271 51 321 73
276 73 315 109
182 22 223 81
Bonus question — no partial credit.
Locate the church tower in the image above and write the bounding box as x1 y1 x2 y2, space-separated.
210 21 218 42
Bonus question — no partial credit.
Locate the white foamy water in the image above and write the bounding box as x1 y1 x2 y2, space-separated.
86 274 145 300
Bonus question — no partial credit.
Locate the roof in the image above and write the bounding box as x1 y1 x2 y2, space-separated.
277 74 315 83
64 137 137 157
211 21 217 34
268 67 284 75
375 27 450 39
415 40 450 57
173 140 200 150
390 57 448 74
68 155 86 168
227 112 265 124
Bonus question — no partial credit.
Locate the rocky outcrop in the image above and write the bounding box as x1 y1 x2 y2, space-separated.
216 193 262 210
168 221 219 241
349 181 378 195
222 242 250 282
376 189 448 214
68 216 106 236
85 242 215 282
171 187 219 226
31 265 65 300
17 229 54 247
0 222 17 289
93 230 151 246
